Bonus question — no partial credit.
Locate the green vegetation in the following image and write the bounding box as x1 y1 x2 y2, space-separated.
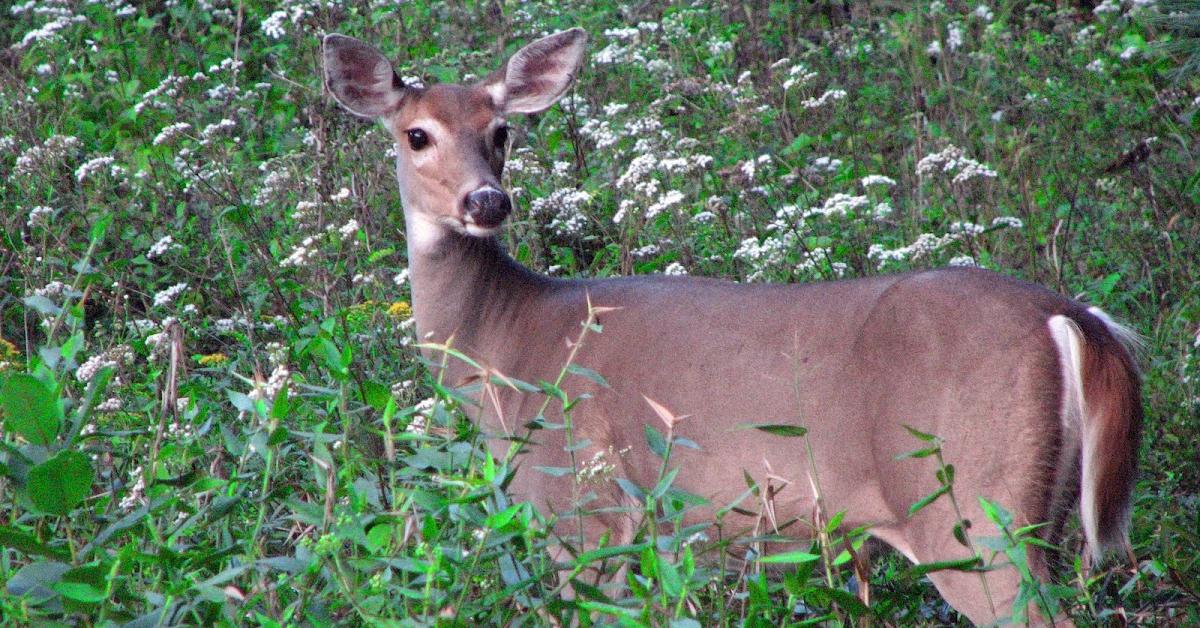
2 0 1198 624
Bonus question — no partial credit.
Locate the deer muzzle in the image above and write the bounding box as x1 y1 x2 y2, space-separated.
464 186 512 231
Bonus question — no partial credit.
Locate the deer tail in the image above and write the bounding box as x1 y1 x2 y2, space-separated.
1047 307 1143 561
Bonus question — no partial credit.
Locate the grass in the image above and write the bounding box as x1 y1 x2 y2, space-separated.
1 0 1198 624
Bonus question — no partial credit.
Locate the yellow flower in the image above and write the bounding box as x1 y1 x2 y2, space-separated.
196 353 228 366
0 337 19 370
387 301 413 320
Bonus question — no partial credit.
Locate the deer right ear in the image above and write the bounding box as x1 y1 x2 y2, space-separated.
323 34 407 118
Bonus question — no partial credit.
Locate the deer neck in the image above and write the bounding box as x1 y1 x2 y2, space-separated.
405 221 550 367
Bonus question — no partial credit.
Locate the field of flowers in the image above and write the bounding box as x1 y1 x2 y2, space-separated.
2 0 1198 624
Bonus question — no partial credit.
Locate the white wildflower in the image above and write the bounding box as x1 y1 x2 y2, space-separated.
801 89 847 109
146 235 180 259
153 282 188 307
947 23 964 52
860 175 896 188
153 122 191 146
27 206 54 228
74 156 114 182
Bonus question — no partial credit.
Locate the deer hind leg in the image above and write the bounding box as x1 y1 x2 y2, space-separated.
896 516 1070 627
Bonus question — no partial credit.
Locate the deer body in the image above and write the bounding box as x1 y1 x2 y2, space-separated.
323 29 1142 625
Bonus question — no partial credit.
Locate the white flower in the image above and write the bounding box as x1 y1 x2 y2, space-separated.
393 268 410 286
153 282 188 308
75 346 133 383
337 219 359 240
261 10 288 39
948 255 977 267
248 364 291 402
153 122 191 146
801 89 847 109
916 145 997 184
927 40 943 57
860 175 896 188
646 190 685 219
75 155 115 182
96 397 123 412
663 262 687 276
27 205 54 228
806 193 869 218
1119 46 1139 61
947 24 964 52
147 235 180 259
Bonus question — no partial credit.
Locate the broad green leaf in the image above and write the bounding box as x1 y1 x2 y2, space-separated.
28 450 93 515
2 374 62 446
644 424 667 459
6 560 70 603
0 525 70 560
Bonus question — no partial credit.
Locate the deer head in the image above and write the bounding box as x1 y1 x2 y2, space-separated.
322 29 587 250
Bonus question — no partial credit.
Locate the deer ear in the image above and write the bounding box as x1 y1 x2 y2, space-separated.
488 28 587 115
323 34 407 118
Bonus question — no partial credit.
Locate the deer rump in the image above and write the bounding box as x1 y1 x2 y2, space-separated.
321 28 1142 625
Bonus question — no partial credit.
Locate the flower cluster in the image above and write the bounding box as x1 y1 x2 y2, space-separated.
916 145 998 185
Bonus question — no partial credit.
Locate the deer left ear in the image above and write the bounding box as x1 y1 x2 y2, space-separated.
486 28 587 115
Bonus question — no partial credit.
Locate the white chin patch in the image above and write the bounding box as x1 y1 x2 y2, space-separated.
406 212 447 253
464 222 502 237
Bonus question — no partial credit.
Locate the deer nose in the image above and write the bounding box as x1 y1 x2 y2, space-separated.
464 187 512 229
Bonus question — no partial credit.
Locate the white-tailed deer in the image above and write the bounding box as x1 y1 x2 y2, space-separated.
322 29 1142 624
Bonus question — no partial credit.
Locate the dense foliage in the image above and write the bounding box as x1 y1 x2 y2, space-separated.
1 0 1197 624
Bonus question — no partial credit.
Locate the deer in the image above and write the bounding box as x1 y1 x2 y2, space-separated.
321 28 1142 624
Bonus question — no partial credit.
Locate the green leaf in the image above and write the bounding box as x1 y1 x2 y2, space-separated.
644 424 667 459
574 541 650 565
953 521 970 547
902 424 937 442
658 558 683 598
6 560 70 603
978 496 1013 527
22 295 61 316
742 423 807 437
757 550 821 564
895 445 939 460
902 556 984 578
2 374 62 446
0 525 70 560
531 465 574 477
361 380 391 411
650 467 680 500
906 484 951 517
565 363 610 388
54 563 107 604
28 450 93 515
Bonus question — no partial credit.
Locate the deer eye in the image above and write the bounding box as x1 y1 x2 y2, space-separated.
406 128 429 151
493 126 509 150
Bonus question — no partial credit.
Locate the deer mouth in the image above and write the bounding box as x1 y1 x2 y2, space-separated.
462 186 512 233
